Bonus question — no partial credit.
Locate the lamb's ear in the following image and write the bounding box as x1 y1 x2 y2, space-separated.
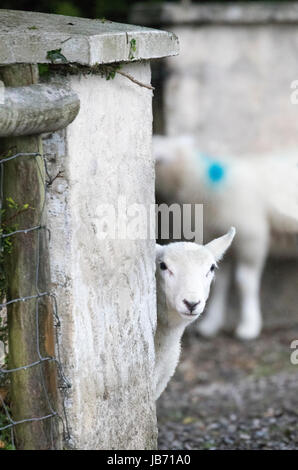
156 243 165 259
205 227 236 262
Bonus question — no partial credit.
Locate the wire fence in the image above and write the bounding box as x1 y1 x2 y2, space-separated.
0 151 71 450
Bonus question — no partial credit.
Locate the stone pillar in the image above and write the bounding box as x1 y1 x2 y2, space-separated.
0 9 178 449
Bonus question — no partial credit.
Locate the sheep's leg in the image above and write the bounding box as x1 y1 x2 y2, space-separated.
235 260 264 340
197 262 231 337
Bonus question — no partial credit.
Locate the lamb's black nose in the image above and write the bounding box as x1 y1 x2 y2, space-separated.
183 299 200 312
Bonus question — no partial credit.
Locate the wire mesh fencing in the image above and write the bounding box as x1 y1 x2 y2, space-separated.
0 151 71 450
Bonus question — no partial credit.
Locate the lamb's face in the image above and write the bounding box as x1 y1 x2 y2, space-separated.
156 242 216 321
156 228 236 323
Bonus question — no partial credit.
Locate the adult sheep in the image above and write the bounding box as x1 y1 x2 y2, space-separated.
154 135 298 340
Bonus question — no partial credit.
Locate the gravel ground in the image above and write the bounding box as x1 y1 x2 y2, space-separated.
157 325 298 450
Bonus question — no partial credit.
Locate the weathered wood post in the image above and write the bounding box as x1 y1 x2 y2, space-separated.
0 65 79 449
0 9 178 449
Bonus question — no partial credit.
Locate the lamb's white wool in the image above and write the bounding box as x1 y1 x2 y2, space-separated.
155 227 235 399
154 135 298 340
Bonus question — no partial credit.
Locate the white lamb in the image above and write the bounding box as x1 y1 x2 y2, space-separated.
154 135 298 340
155 227 235 399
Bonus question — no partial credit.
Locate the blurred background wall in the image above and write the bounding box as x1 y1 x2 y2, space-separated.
133 1 298 154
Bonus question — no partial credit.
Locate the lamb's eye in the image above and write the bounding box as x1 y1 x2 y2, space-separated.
160 262 168 271
210 264 215 273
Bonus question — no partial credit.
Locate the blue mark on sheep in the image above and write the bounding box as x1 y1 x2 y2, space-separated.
197 152 227 186
208 162 225 182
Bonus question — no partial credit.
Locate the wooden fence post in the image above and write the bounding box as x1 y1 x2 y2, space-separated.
0 64 59 449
